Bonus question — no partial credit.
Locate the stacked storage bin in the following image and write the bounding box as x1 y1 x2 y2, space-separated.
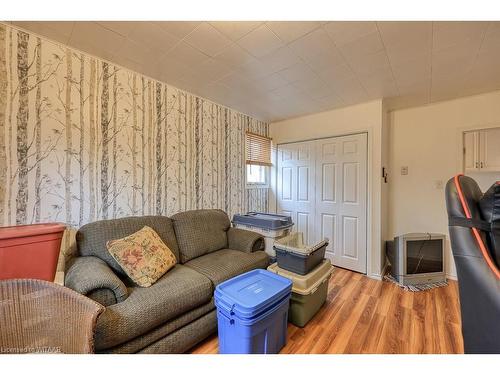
232 212 293 262
214 269 292 354
268 232 334 327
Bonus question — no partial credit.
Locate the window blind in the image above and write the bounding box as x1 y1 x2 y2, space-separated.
246 132 272 166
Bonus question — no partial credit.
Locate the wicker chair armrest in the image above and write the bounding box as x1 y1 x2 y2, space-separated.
227 227 265 253
65 256 128 305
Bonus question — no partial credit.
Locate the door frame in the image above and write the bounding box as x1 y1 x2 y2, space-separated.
273 130 371 275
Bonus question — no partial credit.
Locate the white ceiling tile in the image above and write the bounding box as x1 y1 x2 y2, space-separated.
288 28 338 59
154 21 201 39
304 50 345 72
323 21 378 46
378 22 432 67
268 84 304 101
304 83 339 100
96 21 136 37
252 72 289 91
291 76 329 92
114 39 154 67
165 41 209 68
235 58 274 81
317 64 356 83
184 22 232 57
216 71 253 89
392 57 431 87
214 43 256 68
209 21 263 41
258 46 301 73
316 94 345 109
13 21 75 45
480 22 500 53
433 21 489 52
159 56 205 84
348 49 391 76
69 22 126 61
237 24 284 58
196 58 233 82
279 62 318 83
266 21 322 43
361 74 399 98
473 49 500 73
395 81 430 97
386 47 431 68
431 41 479 77
128 23 180 55
338 31 385 61
377 21 432 51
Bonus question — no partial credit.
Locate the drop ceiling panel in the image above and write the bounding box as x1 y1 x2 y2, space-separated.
8 20 500 122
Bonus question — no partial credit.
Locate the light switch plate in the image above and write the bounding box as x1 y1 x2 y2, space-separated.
401 166 408 175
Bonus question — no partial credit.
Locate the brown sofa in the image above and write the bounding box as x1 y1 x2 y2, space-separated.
64 209 269 353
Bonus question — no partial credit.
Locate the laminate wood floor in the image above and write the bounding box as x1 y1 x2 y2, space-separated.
190 268 464 354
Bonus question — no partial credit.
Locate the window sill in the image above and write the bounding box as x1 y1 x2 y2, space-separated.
246 184 269 190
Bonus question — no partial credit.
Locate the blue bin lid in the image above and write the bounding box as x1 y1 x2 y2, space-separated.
214 269 292 319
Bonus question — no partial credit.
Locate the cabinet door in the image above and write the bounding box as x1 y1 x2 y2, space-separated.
480 128 500 171
464 131 479 171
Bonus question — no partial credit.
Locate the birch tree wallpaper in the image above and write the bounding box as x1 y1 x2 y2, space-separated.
0 24 269 231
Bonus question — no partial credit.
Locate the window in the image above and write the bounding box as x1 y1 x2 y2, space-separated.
247 164 267 184
246 132 272 187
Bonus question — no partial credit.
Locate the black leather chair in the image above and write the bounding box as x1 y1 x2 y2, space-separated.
445 174 500 354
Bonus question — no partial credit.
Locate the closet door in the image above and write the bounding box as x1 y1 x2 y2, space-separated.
315 133 367 273
276 141 316 244
277 133 368 274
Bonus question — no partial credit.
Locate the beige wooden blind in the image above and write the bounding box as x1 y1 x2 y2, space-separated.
246 132 272 166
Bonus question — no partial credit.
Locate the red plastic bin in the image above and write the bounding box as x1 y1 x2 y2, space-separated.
0 223 66 281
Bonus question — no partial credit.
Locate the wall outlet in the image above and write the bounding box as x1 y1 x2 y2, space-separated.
401 166 408 175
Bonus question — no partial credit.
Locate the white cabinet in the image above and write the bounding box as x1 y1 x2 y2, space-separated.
464 131 480 171
464 128 500 172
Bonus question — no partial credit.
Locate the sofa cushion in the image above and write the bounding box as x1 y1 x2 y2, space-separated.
76 216 180 276
94 264 213 350
172 209 231 263
184 249 269 286
107 226 177 287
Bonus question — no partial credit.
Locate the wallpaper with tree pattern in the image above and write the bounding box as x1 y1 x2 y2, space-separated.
0 24 269 229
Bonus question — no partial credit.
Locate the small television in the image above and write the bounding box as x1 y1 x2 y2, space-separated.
386 233 446 286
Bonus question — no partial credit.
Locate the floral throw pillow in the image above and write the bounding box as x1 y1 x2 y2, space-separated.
106 226 177 287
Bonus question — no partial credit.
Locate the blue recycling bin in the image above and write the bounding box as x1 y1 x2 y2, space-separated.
214 269 292 354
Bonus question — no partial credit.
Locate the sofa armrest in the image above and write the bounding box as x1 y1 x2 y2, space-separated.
65 256 128 306
227 227 265 253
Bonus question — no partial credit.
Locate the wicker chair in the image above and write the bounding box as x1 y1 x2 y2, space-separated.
0 279 104 354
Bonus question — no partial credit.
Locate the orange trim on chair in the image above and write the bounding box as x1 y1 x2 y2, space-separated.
454 174 500 279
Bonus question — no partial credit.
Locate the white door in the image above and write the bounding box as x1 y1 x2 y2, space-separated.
315 133 367 273
276 140 316 244
276 133 368 274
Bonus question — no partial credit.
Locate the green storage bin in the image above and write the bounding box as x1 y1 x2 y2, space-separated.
267 259 334 327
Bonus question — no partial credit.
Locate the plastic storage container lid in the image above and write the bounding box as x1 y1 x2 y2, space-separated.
274 232 329 256
232 212 294 230
0 223 66 240
267 259 334 295
214 269 292 319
